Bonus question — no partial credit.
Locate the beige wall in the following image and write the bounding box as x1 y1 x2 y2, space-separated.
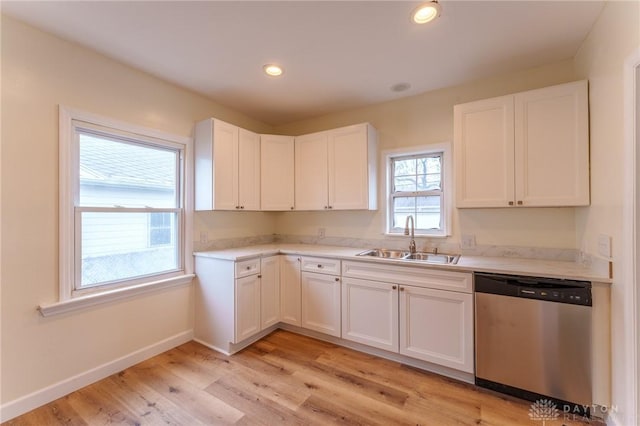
274 60 580 249
574 1 640 423
0 15 275 405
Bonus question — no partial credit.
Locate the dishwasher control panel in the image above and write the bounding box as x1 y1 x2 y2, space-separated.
475 272 592 306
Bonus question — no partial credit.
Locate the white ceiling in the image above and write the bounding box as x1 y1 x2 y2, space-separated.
2 1 604 126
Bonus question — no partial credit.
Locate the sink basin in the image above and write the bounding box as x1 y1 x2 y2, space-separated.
357 249 411 259
357 249 460 264
404 253 461 264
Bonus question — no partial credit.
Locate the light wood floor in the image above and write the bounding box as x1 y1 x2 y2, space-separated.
5 330 595 425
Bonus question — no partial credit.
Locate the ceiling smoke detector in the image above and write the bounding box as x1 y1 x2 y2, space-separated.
412 1 442 24
391 82 411 92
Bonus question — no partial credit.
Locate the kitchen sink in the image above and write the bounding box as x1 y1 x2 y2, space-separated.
356 249 460 264
403 252 461 264
357 248 411 259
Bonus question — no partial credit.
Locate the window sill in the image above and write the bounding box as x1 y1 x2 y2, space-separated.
38 274 195 317
384 232 449 239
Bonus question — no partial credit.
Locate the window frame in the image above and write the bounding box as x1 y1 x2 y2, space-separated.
57 106 194 305
383 143 452 237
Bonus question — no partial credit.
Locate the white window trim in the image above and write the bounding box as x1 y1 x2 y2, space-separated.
382 142 452 238
43 106 195 316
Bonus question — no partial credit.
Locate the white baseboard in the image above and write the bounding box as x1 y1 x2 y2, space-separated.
0 329 193 423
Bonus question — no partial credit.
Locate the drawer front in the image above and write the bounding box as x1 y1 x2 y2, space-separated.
342 260 472 293
301 256 341 275
235 258 261 278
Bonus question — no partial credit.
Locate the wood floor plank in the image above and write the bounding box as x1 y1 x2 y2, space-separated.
263 347 410 408
64 381 141 425
153 347 226 389
3 396 86 426
205 374 313 426
128 360 244 425
102 370 206 426
3 330 592 426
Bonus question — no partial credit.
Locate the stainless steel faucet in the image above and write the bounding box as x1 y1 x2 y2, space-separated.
404 215 416 254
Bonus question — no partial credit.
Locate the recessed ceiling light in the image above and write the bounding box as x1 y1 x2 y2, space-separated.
263 64 284 77
412 1 441 24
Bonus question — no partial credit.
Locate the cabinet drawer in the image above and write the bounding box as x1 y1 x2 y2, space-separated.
301 256 341 275
342 260 473 293
235 258 261 278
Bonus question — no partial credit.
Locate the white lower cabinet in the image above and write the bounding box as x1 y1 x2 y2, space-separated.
194 255 280 354
341 261 474 374
280 255 302 326
235 274 261 342
301 271 341 337
260 255 281 330
399 285 474 373
342 277 398 352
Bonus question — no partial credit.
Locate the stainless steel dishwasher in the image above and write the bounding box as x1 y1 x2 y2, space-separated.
475 272 592 408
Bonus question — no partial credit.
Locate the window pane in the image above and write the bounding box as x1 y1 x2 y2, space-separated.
394 176 416 192
149 212 173 247
79 133 178 208
416 196 441 229
394 154 442 192
393 159 417 177
80 211 179 287
393 197 416 229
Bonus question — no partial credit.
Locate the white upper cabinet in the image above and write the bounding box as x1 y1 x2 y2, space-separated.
454 96 515 208
295 123 377 211
238 128 261 210
261 135 295 211
294 131 330 210
514 81 589 206
454 80 589 208
195 118 260 211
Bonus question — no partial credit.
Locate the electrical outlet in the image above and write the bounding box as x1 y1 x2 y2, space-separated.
597 234 612 258
318 228 326 238
460 234 476 249
200 231 208 244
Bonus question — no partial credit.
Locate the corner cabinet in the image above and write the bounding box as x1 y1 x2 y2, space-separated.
295 123 377 211
261 135 295 211
454 80 589 208
280 255 301 326
195 118 261 211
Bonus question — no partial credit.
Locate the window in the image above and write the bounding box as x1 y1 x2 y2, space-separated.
385 144 451 237
58 108 193 304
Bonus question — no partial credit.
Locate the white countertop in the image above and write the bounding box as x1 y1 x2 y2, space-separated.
194 243 612 283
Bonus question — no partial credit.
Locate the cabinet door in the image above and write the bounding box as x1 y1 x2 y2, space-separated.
261 135 295 211
234 274 261 343
260 256 280 330
454 96 515 208
238 128 261 210
294 132 329 210
328 124 372 210
342 277 398 352
280 255 301 326
301 272 341 337
514 80 589 206
213 119 240 210
399 286 474 373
